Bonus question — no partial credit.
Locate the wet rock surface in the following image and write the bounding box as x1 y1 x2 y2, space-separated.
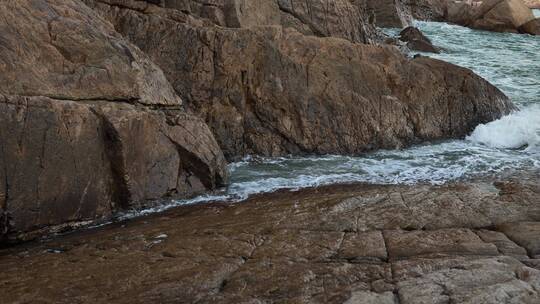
1 171 540 303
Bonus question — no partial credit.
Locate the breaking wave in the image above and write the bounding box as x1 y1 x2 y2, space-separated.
467 105 540 151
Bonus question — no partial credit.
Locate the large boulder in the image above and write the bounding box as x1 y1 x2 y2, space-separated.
519 17 540 34
0 0 227 241
87 0 513 161
472 0 536 32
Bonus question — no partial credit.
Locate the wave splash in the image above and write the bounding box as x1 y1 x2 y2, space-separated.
467 105 540 151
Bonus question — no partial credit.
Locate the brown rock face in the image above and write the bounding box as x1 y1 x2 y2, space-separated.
0 0 227 241
447 0 476 24
499 222 540 258
519 17 540 34
159 0 282 28
406 0 539 34
86 0 513 160
0 0 180 105
473 0 536 32
277 0 380 44
367 0 414 27
130 0 381 44
524 0 540 8
399 26 441 53
404 0 448 20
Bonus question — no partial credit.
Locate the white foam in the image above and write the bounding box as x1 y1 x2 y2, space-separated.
467 106 540 151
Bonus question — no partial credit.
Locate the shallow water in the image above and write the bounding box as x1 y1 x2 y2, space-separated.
128 18 540 215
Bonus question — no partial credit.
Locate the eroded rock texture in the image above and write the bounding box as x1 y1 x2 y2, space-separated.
406 0 539 34
1 172 539 303
87 0 513 160
87 0 381 43
0 0 227 241
367 0 414 27
472 0 536 33
404 0 448 20
276 0 380 43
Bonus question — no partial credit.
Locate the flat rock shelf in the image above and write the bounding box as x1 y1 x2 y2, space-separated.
1 170 540 303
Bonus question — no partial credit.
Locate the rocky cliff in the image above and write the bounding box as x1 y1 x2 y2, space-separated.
0 0 227 241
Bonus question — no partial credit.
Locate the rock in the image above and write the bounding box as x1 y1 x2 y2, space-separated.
406 39 442 53
403 0 448 21
137 0 381 44
399 26 441 53
473 0 536 33
394 256 540 304
519 17 540 34
0 0 227 241
447 0 476 25
88 0 514 160
385 228 499 259
165 0 282 28
404 0 539 35
366 0 414 27
0 0 180 105
476 229 529 260
338 231 388 262
524 259 540 270
524 0 540 8
0 96 226 240
1 172 539 303
343 291 398 304
498 222 540 258
276 0 380 44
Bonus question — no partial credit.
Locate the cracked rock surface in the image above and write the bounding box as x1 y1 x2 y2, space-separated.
1 171 539 303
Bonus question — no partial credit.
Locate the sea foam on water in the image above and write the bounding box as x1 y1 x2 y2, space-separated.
467 105 540 151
